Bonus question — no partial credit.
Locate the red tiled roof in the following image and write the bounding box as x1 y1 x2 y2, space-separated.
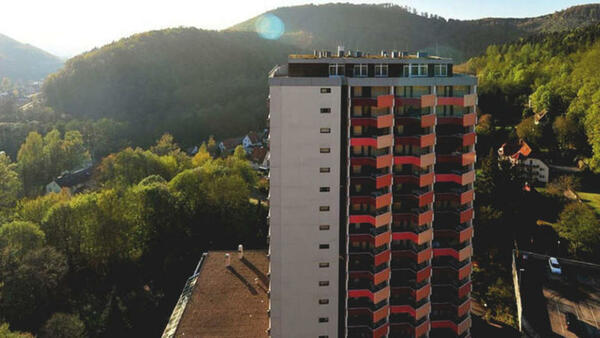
246 131 261 144
250 147 268 164
220 137 243 149
174 250 269 337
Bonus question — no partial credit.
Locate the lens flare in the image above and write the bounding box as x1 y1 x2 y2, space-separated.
255 14 284 40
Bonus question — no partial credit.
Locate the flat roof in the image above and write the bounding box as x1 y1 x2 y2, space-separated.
288 55 452 64
518 250 600 337
165 250 269 338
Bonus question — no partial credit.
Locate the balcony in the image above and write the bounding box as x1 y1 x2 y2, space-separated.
350 209 392 228
432 243 472 262
431 315 471 335
394 152 435 167
352 113 394 129
436 93 477 107
436 151 476 166
435 169 475 186
395 189 434 207
351 191 393 210
437 131 476 147
391 261 432 283
351 171 393 190
395 112 436 128
351 133 394 149
437 112 477 127
393 207 434 226
395 132 436 148
390 319 430 338
434 223 474 243
395 94 436 108
348 305 390 325
392 227 433 246
392 242 433 263
351 153 393 169
435 187 474 205
435 205 474 225
349 244 391 266
349 282 391 304
433 258 473 282
390 299 431 319
347 320 389 338
391 280 431 302
395 171 434 187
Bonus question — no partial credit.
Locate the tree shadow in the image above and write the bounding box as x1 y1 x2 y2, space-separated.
241 257 268 286
227 266 258 295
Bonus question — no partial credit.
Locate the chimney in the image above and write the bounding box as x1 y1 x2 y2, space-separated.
313 50 318 57
238 244 244 259
337 45 345 57
225 253 231 267
380 50 387 57
391 51 399 58
325 50 332 58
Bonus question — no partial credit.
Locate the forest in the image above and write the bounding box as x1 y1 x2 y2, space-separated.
0 132 267 337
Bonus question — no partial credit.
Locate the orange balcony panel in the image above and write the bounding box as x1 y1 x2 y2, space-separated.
376 173 393 189
437 96 463 106
461 152 476 166
374 249 391 266
374 231 391 247
374 268 390 285
458 262 472 280
458 281 472 299
457 317 471 335
349 212 391 228
464 93 477 107
462 112 477 126
462 132 476 146
373 323 389 338
421 113 436 128
459 245 473 261
395 133 435 148
373 305 389 323
347 287 390 304
460 190 475 205
392 228 432 245
421 94 436 108
377 94 394 108
435 171 475 185
416 265 432 282
418 191 434 207
352 97 377 106
378 134 394 148
417 247 433 263
459 226 474 243
394 153 435 167
458 299 471 317
350 134 393 149
374 286 390 304
393 209 432 227
420 172 435 187
418 210 434 226
459 208 474 224
376 193 392 209
376 154 393 169
377 114 394 128
414 283 431 301
415 319 431 337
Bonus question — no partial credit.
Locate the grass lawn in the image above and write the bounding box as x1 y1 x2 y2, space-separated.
577 191 600 215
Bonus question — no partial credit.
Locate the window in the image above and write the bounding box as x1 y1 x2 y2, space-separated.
407 64 427 77
320 147 331 153
319 262 330 268
319 299 329 305
353 64 368 77
319 206 330 211
328 64 344 76
319 225 330 231
434 64 448 77
319 280 330 286
320 128 331 134
320 88 331 94
320 167 330 173
319 244 330 249
320 108 331 113
320 187 330 192
319 336 329 338
319 317 329 323
375 64 388 77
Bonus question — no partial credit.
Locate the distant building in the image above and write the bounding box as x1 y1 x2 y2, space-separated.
522 158 549 184
45 165 93 195
249 146 269 171
243 131 262 151
498 140 549 184
162 249 269 338
219 131 264 154
498 140 532 165
218 137 243 153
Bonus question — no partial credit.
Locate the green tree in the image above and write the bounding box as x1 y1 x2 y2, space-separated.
0 221 45 256
0 153 23 211
552 202 600 258
39 313 86 338
17 132 45 195
0 323 32 337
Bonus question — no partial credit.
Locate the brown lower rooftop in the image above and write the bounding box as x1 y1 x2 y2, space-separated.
164 250 269 338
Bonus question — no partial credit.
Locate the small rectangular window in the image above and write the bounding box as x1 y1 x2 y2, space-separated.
353 64 368 77
319 262 329 268
319 299 329 305
319 336 329 338
320 108 331 113
319 317 329 323
320 88 331 94
435 64 448 77
319 225 330 231
320 167 330 173
320 147 331 153
319 206 330 211
375 64 388 77
320 187 330 192
320 128 331 134
319 280 330 286
319 244 330 249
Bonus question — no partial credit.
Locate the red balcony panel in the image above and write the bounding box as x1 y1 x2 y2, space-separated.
464 93 477 107
414 283 431 301
352 97 377 106
391 302 431 319
347 286 390 304
420 133 436 147
374 231 391 247
374 268 390 285
457 316 471 335
458 262 472 280
420 172 435 187
377 94 394 108
459 208 474 224
416 265 432 282
459 226 474 243
431 320 455 331
418 210 434 226
373 323 389 338
421 94 436 108
351 137 378 148
348 289 371 299
433 248 459 260
376 173 393 189
377 114 394 128
421 114 436 128
462 132 476 146
351 117 376 127
458 281 472 299
460 190 474 205
374 249 391 266
377 154 393 169
394 153 435 167
394 172 434 187
458 298 471 317
376 193 393 209
376 212 392 228
435 171 475 185
350 234 373 243
418 191 434 207
463 170 475 185
349 212 391 228
395 97 421 107
437 96 463 106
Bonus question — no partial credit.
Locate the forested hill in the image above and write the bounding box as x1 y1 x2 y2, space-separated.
43 28 295 146
0 33 63 81
229 3 600 61
466 23 600 171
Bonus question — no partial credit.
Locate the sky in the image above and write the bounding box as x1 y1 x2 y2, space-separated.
1 0 596 58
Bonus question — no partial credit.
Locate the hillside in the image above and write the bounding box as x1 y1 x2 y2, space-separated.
230 3 600 61
43 28 295 147
0 34 63 81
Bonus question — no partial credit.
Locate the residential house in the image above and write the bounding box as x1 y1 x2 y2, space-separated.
498 140 549 184
45 165 93 195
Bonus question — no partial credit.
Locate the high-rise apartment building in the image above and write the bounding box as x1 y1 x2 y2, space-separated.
268 48 476 338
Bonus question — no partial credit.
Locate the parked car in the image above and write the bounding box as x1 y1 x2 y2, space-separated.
549 257 562 275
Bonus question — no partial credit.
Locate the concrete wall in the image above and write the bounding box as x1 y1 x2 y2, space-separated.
269 83 342 338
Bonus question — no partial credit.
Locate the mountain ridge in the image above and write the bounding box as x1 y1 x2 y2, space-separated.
0 33 63 81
